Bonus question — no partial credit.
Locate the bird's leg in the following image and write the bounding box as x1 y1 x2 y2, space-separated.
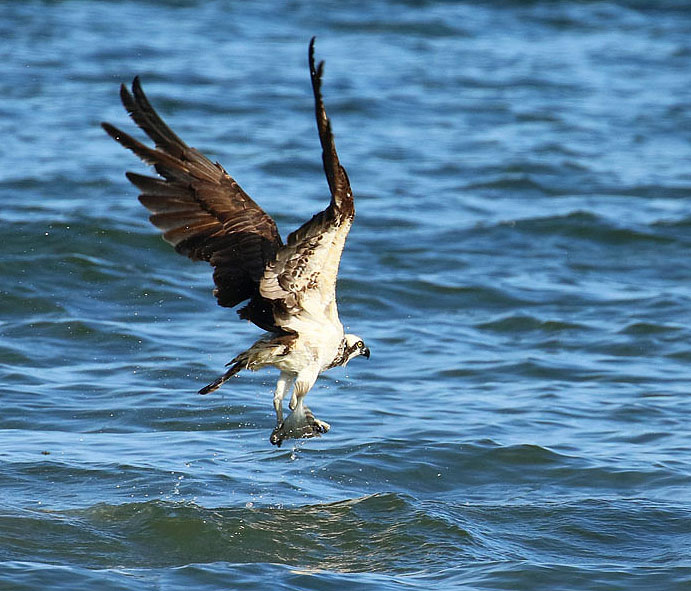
270 368 328 446
289 369 318 411
291 369 330 433
273 372 295 426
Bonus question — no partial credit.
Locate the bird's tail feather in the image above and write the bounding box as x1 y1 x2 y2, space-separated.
198 357 246 395
197 337 290 395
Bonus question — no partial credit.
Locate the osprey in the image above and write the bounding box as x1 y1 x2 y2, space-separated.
102 39 369 446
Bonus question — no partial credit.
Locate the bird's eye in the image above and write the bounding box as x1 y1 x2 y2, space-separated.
357 341 365 349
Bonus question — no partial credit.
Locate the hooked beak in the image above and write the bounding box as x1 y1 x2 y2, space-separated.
363 347 371 359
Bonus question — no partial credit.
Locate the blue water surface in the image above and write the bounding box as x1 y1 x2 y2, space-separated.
2 1 691 589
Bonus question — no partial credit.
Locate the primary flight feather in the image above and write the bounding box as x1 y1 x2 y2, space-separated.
102 38 369 446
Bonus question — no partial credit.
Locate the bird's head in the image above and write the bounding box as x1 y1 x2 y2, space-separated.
343 333 370 365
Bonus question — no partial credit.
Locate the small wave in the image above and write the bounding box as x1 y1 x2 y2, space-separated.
26 493 468 572
619 321 684 336
5 491 689 584
464 174 555 195
505 211 675 246
477 314 588 333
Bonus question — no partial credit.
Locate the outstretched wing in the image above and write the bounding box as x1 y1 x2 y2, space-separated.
102 78 283 331
260 38 355 329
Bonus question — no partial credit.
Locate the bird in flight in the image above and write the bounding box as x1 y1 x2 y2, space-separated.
102 38 369 446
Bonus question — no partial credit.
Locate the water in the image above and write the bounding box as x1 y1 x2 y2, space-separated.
2 1 691 589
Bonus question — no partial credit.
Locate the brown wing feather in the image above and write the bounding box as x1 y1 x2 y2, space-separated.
260 38 355 326
102 79 282 329
308 37 354 218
